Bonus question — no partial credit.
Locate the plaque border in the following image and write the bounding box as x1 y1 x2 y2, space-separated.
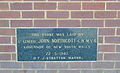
16 27 99 62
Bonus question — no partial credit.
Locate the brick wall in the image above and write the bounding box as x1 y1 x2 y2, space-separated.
0 0 120 73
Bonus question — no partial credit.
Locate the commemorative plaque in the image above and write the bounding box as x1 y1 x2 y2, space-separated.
17 28 97 61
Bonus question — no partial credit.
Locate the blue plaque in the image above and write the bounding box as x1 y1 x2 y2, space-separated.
17 28 97 61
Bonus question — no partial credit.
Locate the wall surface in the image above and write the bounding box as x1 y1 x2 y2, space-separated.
0 0 120 73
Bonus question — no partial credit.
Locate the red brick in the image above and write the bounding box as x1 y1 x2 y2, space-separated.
94 0 116 1
0 62 22 68
0 29 15 36
116 45 120 52
11 3 32 10
82 20 104 27
37 70 57 73
117 12 120 18
0 37 11 44
81 70 103 73
0 3 9 10
12 54 16 60
0 20 9 27
105 20 120 27
69 62 91 68
58 20 81 27
48 0 68 1
115 62 120 68
34 3 56 10
23 62 45 69
99 28 115 35
59 70 80 73
24 0 45 1
0 70 12 73
47 11 69 18
99 37 103 43
70 0 93 1
117 28 120 35
105 37 120 43
104 54 120 60
71 11 93 18
98 53 103 60
98 45 115 52
107 3 120 10
0 54 11 60
92 62 114 68
0 11 20 18
0 0 22 1
103 70 117 73
11 20 32 27
0 45 15 52
12 37 16 44
13 70 35 73
22 11 44 18
95 11 116 18
46 62 68 69
82 3 105 10
58 3 81 10
34 20 56 27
